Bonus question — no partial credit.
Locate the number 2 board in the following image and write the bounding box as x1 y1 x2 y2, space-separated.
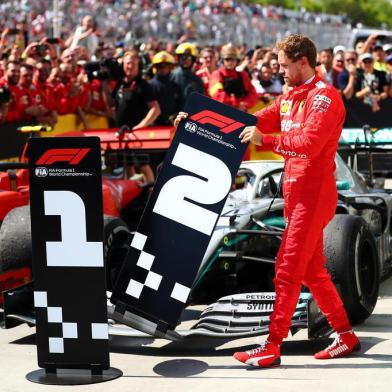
111 93 257 334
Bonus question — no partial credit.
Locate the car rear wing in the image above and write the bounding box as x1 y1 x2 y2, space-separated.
339 127 392 187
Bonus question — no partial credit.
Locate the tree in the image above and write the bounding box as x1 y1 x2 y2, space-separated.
247 0 392 28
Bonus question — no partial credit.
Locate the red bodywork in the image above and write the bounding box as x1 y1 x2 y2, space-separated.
0 126 172 305
0 169 30 221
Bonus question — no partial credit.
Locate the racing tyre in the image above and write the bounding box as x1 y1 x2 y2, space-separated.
324 214 379 324
0 206 31 273
103 216 132 291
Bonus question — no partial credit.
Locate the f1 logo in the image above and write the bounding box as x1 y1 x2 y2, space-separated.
36 148 90 165
190 110 245 134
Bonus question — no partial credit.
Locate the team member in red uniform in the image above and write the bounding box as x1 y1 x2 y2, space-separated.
85 78 114 122
33 59 54 110
18 63 56 125
209 45 257 111
234 34 360 367
0 61 22 122
33 59 58 124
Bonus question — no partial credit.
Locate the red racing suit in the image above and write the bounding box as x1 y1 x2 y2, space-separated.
209 67 258 110
255 75 351 344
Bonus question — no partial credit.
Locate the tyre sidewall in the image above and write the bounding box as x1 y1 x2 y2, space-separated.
324 214 379 324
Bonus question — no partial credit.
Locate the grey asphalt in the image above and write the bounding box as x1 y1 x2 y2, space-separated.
1 275 391 392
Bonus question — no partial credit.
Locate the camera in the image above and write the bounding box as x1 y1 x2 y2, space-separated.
46 37 60 44
83 58 123 81
35 44 48 55
0 86 11 105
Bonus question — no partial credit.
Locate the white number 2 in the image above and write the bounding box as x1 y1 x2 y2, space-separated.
44 190 103 267
153 143 232 235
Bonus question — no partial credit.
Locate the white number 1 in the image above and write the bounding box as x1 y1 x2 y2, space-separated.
153 143 232 235
44 191 103 267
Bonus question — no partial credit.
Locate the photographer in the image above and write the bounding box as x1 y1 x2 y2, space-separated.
21 42 56 65
83 57 123 124
112 49 160 182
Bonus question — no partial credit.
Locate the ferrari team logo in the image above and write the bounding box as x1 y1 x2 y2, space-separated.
280 100 292 115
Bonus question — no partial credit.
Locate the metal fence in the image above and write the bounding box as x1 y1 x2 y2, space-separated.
45 2 353 50
92 9 353 49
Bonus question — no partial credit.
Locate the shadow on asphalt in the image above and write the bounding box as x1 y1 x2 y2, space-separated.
109 335 387 358
355 313 392 333
149 350 392 378
9 333 36 345
151 359 315 379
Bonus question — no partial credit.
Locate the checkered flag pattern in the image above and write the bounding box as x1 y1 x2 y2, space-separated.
125 232 191 303
34 291 108 353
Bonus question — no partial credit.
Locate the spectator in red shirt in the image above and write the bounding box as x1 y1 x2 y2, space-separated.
196 47 218 95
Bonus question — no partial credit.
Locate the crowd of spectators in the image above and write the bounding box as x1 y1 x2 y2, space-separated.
0 1 391 130
2 18 392 127
1 3 392 182
0 1 348 47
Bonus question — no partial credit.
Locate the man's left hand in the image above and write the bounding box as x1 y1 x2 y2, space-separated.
239 126 263 145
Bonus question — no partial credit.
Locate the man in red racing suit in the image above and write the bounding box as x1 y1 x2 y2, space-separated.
233 35 360 368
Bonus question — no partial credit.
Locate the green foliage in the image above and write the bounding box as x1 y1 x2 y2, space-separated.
246 0 392 28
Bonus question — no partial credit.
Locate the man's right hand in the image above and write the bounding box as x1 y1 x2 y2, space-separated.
174 111 188 128
239 126 263 145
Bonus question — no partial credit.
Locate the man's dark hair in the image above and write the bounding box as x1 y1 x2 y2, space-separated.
20 63 34 71
320 48 333 56
6 60 20 68
275 34 317 68
37 58 52 67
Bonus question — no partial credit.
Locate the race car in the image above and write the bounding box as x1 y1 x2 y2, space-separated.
2 154 390 342
188 155 391 330
339 126 392 189
0 125 171 307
